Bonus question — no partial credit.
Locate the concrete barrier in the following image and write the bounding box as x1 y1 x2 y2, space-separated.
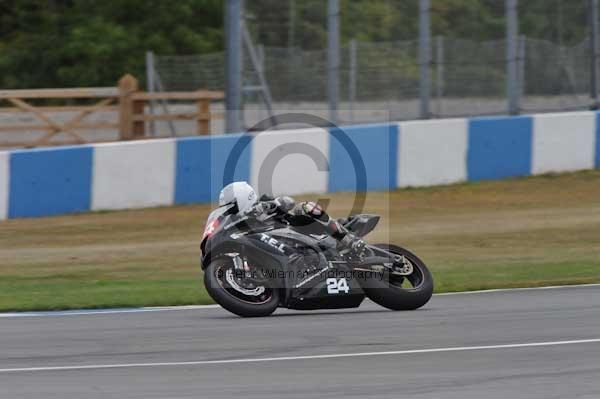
467 115 533 181
175 134 251 205
8 146 93 218
92 140 176 210
250 128 330 197
329 123 397 192
532 112 596 174
0 152 8 220
597 113 600 169
0 110 598 219
398 119 467 187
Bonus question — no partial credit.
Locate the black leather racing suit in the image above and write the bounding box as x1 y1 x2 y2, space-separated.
246 196 366 257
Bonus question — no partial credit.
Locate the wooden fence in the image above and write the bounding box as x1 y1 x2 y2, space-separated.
0 74 223 148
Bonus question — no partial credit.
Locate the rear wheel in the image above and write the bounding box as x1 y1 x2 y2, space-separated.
204 257 279 317
361 244 433 311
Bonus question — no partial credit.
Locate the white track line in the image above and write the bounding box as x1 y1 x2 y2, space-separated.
0 305 220 318
1 338 599 374
434 283 600 296
1 283 599 318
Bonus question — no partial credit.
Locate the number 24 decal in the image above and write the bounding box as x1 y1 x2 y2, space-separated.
326 278 349 294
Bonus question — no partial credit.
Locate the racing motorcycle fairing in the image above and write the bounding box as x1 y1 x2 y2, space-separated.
284 259 365 310
342 214 380 237
201 207 366 310
265 228 365 310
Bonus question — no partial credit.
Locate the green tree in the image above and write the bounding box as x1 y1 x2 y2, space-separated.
0 0 592 89
0 0 223 88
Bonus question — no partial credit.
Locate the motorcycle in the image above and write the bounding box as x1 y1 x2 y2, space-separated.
200 204 434 317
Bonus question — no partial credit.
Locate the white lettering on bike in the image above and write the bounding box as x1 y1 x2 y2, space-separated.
259 233 286 253
294 266 330 289
326 278 350 294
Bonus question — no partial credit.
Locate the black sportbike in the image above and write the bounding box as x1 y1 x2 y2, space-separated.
201 205 434 317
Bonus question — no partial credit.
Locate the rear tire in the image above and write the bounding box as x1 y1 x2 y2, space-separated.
204 258 279 317
361 244 433 311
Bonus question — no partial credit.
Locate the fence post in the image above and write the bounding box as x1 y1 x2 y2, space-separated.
419 0 431 119
150 60 177 137
145 51 157 136
349 39 357 123
197 99 211 135
435 35 444 117
257 44 265 73
506 0 520 115
132 97 145 139
225 0 243 133
327 0 340 124
518 35 526 100
118 74 139 140
590 0 600 108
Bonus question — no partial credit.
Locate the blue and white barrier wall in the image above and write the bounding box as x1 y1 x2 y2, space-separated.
0 111 599 220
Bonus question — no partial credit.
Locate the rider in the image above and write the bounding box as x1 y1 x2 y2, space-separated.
218 181 366 258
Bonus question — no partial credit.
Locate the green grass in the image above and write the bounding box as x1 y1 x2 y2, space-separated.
1 170 600 312
0 279 212 311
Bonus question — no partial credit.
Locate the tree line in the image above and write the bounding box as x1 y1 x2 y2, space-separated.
0 0 589 89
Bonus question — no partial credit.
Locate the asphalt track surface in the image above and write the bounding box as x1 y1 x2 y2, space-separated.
1 285 599 398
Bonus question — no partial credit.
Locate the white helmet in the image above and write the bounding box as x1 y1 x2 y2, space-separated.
218 181 257 214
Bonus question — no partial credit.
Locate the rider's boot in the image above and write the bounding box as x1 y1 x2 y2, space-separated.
336 229 366 260
298 201 366 260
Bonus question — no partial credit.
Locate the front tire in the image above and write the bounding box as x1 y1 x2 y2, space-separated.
361 244 434 311
204 258 279 317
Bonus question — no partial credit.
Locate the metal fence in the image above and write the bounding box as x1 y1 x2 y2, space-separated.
148 0 600 133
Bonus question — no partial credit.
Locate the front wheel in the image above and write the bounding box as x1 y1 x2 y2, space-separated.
361 244 434 311
204 257 279 317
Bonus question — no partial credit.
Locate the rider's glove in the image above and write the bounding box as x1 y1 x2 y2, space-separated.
245 198 292 218
301 201 324 218
274 196 296 213
245 202 269 217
